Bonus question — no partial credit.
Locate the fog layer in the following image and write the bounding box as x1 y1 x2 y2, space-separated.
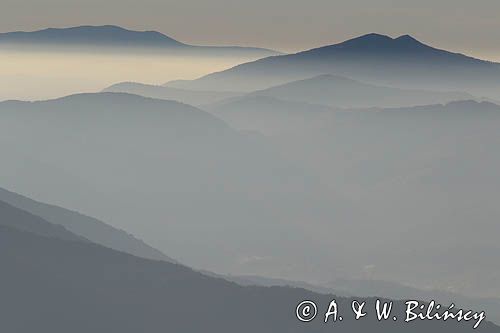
0 49 254 101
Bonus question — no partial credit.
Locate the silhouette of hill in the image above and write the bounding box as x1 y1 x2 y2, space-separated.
220 273 347 296
220 272 500 325
0 199 85 242
2 186 499 327
238 274 500 326
2 93 499 298
0 92 336 277
167 33 500 98
0 186 174 262
0 25 279 57
103 81 241 106
6 179 498 324
326 278 500 326
0 92 230 133
107 74 475 111
0 25 184 47
204 98 500 297
245 74 475 108
206 95 333 134
0 225 497 332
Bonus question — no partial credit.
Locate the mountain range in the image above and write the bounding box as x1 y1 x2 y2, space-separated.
166 33 500 99
0 186 174 262
103 81 241 106
0 92 337 278
0 25 279 57
207 98 500 298
2 182 500 326
244 74 475 108
3 22 500 333
206 95 334 134
2 91 500 299
106 74 475 109
1 191 498 332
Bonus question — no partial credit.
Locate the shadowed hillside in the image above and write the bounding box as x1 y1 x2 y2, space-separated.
0 199 85 242
208 99 500 298
0 224 497 333
0 92 337 279
0 186 174 262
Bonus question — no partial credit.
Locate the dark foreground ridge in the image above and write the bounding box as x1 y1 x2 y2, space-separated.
0 200 498 333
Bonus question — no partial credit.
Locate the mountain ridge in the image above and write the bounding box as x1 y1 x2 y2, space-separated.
166 33 500 97
244 74 475 108
0 25 185 46
0 186 175 262
1 224 498 332
0 199 86 243
0 25 280 56
103 82 242 106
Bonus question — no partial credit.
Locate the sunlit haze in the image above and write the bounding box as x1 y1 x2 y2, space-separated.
0 49 257 101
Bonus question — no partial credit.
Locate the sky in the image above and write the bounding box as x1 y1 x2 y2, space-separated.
1 0 500 61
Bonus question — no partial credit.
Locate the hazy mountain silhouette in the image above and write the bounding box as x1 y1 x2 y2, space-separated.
0 25 184 46
0 92 337 278
106 74 475 110
7 179 497 324
218 272 500 325
204 98 500 297
245 74 475 108
0 199 86 242
215 272 348 296
1 224 497 332
327 278 500 325
2 92 499 298
206 95 333 134
167 33 500 98
2 186 499 327
0 186 174 262
0 25 279 57
103 81 241 106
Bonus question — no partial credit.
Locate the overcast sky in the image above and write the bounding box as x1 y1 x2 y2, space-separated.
1 0 499 60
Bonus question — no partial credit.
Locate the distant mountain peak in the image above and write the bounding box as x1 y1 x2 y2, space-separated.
0 25 280 56
0 25 184 46
49 25 173 38
329 33 430 52
394 34 428 47
395 34 418 41
154 31 500 93
336 33 393 47
350 32 393 41
43 25 172 38
45 25 129 32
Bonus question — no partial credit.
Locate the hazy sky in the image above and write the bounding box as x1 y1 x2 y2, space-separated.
1 0 500 60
